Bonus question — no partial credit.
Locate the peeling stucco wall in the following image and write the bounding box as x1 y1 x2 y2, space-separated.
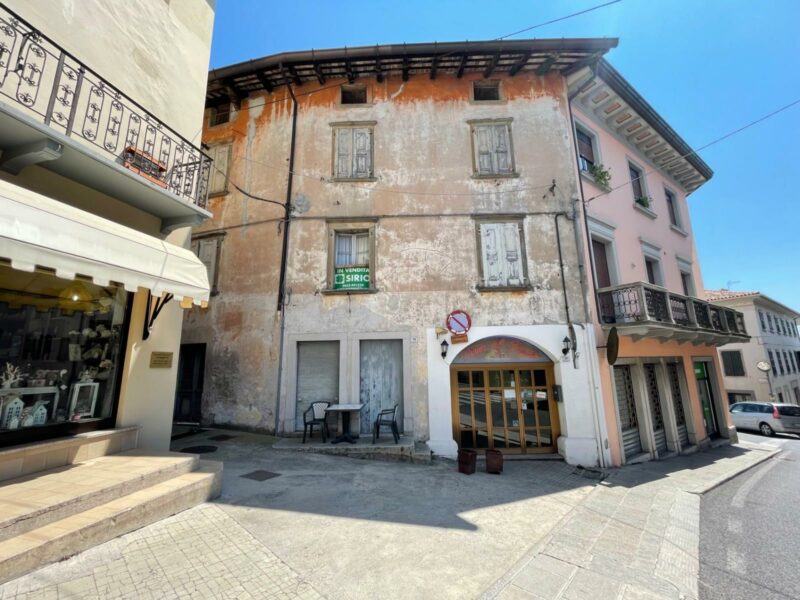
185 72 587 438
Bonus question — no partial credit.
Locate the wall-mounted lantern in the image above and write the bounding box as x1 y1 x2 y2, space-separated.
441 339 450 359
561 336 572 357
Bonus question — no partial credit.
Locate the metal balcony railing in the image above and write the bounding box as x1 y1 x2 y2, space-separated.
0 5 211 208
597 281 749 337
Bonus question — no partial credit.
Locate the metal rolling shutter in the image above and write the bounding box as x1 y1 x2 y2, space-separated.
614 365 642 459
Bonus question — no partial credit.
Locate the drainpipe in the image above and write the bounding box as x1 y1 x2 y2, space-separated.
567 66 601 322
273 82 298 435
566 65 610 468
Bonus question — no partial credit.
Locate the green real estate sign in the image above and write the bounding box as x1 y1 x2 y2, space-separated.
334 266 370 290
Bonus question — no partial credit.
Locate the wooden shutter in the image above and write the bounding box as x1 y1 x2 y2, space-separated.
577 130 594 164
480 222 524 287
474 125 494 174
592 239 612 288
352 128 371 178
335 128 353 178
196 238 218 289
630 165 643 198
492 124 511 173
209 144 230 194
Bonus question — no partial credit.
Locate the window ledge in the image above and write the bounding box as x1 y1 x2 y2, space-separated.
321 288 379 295
670 224 689 237
475 284 532 292
207 190 230 199
633 203 658 219
330 177 378 183
471 172 520 180
468 99 508 106
580 170 610 192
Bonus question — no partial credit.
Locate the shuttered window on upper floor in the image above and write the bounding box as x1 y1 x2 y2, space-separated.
469 120 515 177
721 350 745 377
208 143 231 196
332 124 374 180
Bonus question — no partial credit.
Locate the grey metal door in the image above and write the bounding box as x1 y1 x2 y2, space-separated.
666 363 690 447
296 341 339 430
359 339 403 434
614 365 642 459
644 363 668 454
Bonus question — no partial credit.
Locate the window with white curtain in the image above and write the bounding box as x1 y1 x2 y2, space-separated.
329 229 373 291
477 221 527 288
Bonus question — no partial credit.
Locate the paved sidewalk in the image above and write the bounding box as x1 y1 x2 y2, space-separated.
484 441 779 600
0 432 778 600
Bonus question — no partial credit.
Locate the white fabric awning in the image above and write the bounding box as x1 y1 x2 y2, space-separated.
0 179 209 306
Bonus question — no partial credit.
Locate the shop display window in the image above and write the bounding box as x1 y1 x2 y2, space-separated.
0 264 129 434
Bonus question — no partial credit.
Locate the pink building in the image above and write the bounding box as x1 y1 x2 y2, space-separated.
568 60 749 465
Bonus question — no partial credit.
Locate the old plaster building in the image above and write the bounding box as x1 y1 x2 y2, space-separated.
571 61 749 465
183 39 620 466
707 290 800 405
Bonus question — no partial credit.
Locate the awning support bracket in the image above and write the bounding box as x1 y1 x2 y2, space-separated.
142 291 174 341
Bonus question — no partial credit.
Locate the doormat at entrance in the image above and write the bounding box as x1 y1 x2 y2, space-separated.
180 445 218 454
209 434 237 442
240 470 281 481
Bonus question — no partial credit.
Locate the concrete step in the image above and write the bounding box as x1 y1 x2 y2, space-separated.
0 428 139 483
0 460 222 584
0 449 198 542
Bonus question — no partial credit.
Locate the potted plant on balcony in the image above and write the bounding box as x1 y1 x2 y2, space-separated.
635 195 652 209
588 163 611 190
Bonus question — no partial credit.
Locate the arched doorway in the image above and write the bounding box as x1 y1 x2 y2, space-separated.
450 336 559 454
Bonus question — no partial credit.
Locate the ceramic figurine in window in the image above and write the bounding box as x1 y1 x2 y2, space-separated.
3 397 24 429
0 363 20 389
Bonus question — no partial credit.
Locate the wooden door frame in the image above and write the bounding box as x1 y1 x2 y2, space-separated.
449 362 560 454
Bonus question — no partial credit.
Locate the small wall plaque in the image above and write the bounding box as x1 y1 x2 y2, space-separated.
149 351 173 369
451 333 469 344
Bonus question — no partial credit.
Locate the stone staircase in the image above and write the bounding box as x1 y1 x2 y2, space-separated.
0 427 222 584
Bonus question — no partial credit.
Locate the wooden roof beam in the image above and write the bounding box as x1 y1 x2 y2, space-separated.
221 79 242 108
402 56 410 82
312 63 326 85
375 53 384 83
509 51 531 76
285 65 302 86
536 53 560 75
254 72 273 94
344 59 356 83
483 53 500 78
456 54 468 78
430 54 438 80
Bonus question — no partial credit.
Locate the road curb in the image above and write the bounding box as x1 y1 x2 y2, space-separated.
693 447 781 495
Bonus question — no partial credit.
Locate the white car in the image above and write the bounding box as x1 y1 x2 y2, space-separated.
729 402 800 437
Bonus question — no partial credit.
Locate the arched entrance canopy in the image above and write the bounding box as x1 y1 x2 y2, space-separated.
452 336 553 365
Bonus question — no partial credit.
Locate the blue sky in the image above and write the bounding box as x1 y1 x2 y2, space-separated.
210 0 800 309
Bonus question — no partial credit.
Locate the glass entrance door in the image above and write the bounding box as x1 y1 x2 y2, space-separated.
453 365 558 453
694 361 719 438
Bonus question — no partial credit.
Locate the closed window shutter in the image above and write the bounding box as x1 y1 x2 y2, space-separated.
475 126 494 174
480 222 524 287
492 124 511 173
209 144 230 194
353 128 371 178
577 130 594 164
197 238 218 289
335 129 353 178
630 166 643 198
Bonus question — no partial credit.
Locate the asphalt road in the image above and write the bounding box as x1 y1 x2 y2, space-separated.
699 431 800 600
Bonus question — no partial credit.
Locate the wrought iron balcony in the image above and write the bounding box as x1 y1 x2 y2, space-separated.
597 282 748 345
0 5 211 228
